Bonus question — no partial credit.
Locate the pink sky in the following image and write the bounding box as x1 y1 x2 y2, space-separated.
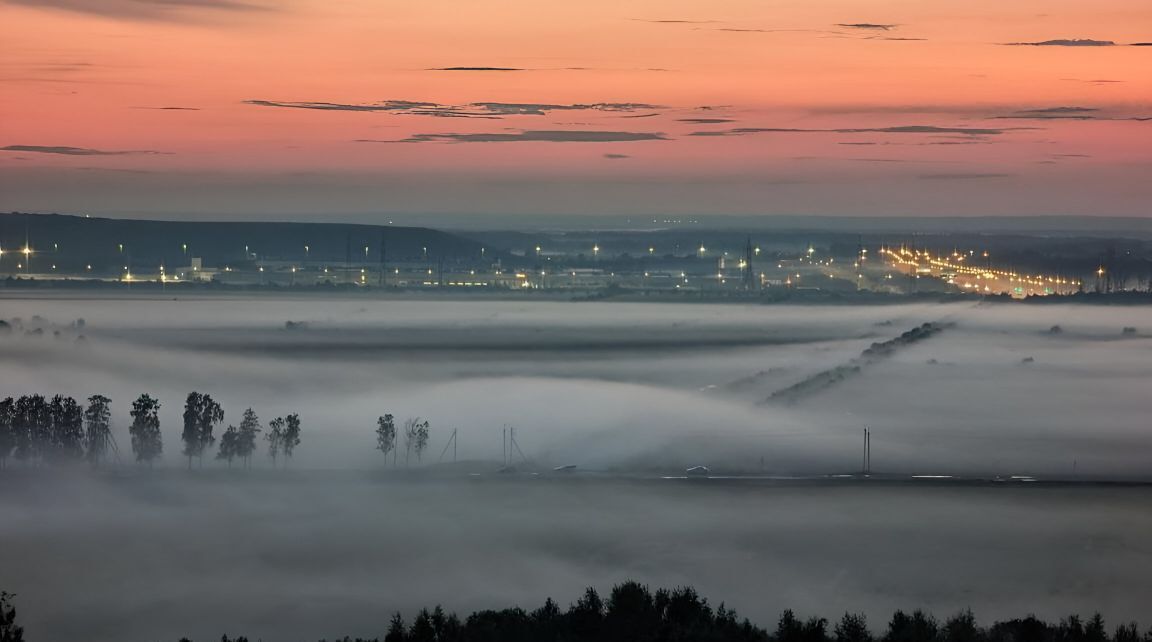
0 0 1149 219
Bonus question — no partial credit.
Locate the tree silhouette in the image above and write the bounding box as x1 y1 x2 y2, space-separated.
217 425 239 467
1114 621 1142 642
0 592 23 642
282 413 302 464
940 610 979 642
181 392 224 469
403 417 429 466
776 609 830 642
835 612 872 642
415 421 429 463
409 608 436 642
568 587 604 640
604 580 660 642
1085 614 1109 642
13 395 49 464
129 394 162 466
883 610 937 642
83 395 113 466
376 414 396 466
236 408 261 468
48 395 84 463
0 398 14 470
384 613 406 642
266 416 285 466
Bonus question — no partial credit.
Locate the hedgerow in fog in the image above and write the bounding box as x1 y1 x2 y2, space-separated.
0 392 300 470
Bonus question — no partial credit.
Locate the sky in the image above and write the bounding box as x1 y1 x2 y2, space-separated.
0 0 1149 221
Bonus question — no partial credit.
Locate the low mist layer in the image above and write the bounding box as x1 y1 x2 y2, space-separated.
1 295 1150 476
3 293 1152 641
3 474 1152 642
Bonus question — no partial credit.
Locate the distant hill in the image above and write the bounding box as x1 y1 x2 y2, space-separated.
373 212 1152 238
0 212 500 271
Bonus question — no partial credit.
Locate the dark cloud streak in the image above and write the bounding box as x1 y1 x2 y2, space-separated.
6 0 273 21
836 23 898 31
0 144 163 155
428 67 524 72
365 130 669 144
918 173 1016 180
1003 39 1116 47
690 125 1027 138
245 100 662 118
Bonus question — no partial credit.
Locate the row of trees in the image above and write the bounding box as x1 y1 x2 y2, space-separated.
0 395 113 468
375 415 430 466
0 392 300 469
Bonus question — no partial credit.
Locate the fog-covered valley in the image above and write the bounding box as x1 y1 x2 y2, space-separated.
2 293 1152 641
3 294 1150 476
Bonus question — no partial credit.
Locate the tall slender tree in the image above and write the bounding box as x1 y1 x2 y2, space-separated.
129 394 162 466
13 395 49 464
0 398 14 470
403 417 429 467
236 408 261 468
216 425 239 467
414 420 430 463
48 395 84 463
83 395 113 466
282 413 301 464
376 414 396 466
266 417 285 467
181 392 224 469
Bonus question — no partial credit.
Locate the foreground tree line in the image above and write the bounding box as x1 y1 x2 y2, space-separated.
4 582 1152 642
0 392 301 469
